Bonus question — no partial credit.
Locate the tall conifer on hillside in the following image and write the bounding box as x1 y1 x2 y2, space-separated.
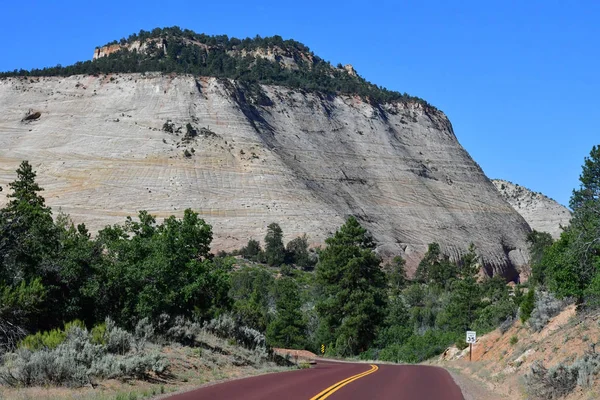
315 216 387 356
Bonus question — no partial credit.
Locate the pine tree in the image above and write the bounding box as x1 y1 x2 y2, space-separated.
315 216 387 355
543 146 600 300
264 223 285 266
266 277 306 349
0 161 58 283
439 276 481 333
458 243 480 279
286 234 313 269
415 242 457 287
520 287 535 323
384 256 408 294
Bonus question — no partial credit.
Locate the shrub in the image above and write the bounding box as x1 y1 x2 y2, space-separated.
134 318 154 350
89 353 168 379
279 264 293 276
19 328 66 351
18 320 89 351
105 318 134 355
529 291 570 332
64 320 86 332
185 123 197 139
166 316 202 346
499 316 515 334
358 348 378 360
510 335 519 345
162 120 174 133
204 315 266 350
237 326 266 350
525 360 578 399
455 338 468 350
298 361 311 369
572 353 600 388
90 323 107 345
379 330 457 363
0 319 168 387
240 239 262 260
205 314 236 338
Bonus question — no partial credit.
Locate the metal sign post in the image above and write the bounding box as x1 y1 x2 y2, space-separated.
466 331 476 361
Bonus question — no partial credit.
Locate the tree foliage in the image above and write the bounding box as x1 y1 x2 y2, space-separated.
264 223 285 267
266 277 307 349
527 230 555 285
532 145 600 303
315 216 387 356
414 242 457 288
97 209 230 325
286 234 314 269
0 27 433 108
229 267 274 332
0 161 527 365
0 161 233 341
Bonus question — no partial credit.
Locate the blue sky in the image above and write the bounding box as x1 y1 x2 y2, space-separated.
2 0 598 206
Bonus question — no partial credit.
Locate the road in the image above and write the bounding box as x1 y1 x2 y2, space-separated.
166 360 465 399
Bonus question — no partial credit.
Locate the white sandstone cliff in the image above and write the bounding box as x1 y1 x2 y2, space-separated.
0 73 530 278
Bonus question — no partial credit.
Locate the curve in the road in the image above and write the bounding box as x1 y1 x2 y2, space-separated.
309 364 378 400
166 360 464 400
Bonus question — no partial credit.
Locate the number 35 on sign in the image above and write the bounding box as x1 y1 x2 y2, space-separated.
466 331 476 344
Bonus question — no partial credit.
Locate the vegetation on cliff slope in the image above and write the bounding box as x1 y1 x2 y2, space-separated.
0 26 431 107
479 144 600 399
0 161 524 388
529 145 600 304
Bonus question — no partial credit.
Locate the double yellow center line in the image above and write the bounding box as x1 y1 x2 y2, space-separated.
309 364 379 400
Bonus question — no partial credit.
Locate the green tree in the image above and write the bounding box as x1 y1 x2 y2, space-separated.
266 277 307 349
98 209 230 326
0 161 62 331
415 243 457 287
383 256 408 294
520 287 535 323
375 295 411 350
542 230 582 299
437 276 481 333
229 267 274 331
240 238 262 260
0 161 59 284
458 243 479 279
53 215 105 326
570 145 600 210
0 278 46 332
264 222 285 266
543 145 600 302
527 230 554 285
315 216 387 356
286 234 313 269
475 276 517 332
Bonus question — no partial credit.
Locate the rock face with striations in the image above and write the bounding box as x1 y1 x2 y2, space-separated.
492 179 571 239
0 31 533 280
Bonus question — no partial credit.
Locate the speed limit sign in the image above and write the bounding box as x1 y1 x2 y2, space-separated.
466 331 476 344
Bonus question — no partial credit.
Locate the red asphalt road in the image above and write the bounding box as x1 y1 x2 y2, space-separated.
167 361 464 400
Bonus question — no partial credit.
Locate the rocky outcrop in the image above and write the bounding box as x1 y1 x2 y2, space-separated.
93 38 355 77
93 39 167 60
0 73 530 279
492 179 571 239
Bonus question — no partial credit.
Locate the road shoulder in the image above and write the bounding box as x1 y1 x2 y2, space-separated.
446 367 509 400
